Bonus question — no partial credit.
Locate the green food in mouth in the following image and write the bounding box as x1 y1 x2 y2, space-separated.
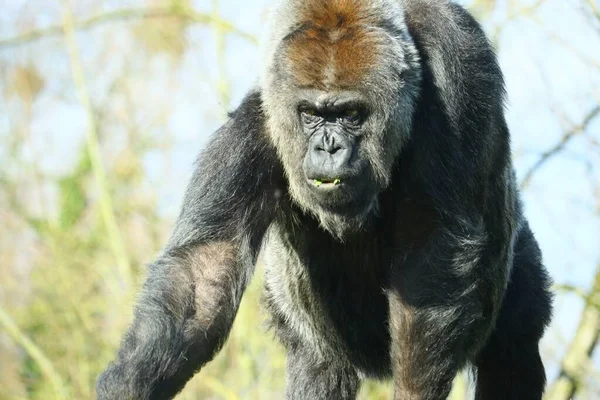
313 178 341 187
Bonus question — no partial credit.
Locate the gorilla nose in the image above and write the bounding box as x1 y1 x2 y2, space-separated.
313 135 351 164
305 133 353 183
316 133 343 154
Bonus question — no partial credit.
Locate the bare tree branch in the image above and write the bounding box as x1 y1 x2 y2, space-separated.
212 0 231 112
554 284 600 310
546 168 600 400
520 106 600 189
489 0 547 44
533 17 600 70
60 0 133 289
0 5 257 50
586 0 600 22
545 262 600 400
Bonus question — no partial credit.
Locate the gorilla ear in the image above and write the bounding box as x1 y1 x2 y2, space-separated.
404 2 506 136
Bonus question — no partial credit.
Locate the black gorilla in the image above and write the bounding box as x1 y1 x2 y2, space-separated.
98 0 553 399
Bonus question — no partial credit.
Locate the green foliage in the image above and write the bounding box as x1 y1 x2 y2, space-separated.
58 153 91 230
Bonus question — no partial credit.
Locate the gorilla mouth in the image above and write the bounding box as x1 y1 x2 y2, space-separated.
308 178 345 191
312 178 341 187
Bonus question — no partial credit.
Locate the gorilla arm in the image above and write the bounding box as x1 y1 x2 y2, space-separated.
97 91 279 400
387 2 519 399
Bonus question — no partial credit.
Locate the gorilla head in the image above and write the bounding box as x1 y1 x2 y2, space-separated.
261 0 421 238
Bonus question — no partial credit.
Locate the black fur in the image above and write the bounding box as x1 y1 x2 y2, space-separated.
97 1 552 399
97 97 283 399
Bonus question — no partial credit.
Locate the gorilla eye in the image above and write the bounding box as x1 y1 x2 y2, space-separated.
300 108 321 124
341 109 363 124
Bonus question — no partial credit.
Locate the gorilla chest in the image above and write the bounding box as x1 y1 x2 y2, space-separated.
263 223 392 376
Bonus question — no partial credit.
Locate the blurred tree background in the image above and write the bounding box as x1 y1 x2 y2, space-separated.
0 0 599 399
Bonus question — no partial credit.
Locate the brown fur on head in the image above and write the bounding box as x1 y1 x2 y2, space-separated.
286 0 380 89
261 0 422 239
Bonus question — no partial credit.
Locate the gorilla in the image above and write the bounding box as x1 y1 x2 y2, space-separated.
97 0 552 399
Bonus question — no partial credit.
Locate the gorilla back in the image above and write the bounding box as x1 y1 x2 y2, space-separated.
97 1 553 399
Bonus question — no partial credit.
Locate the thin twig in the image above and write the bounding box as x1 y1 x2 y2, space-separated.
490 0 547 44
520 106 600 189
0 6 257 50
60 0 132 289
554 284 600 310
546 171 600 400
533 17 600 70
586 0 600 22
212 0 231 112
0 307 67 399
545 262 600 400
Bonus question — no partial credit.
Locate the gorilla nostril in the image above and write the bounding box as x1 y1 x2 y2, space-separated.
315 138 342 153
329 146 341 155
315 144 342 155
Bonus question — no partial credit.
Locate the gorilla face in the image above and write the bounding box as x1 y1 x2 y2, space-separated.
297 89 376 215
261 0 421 238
